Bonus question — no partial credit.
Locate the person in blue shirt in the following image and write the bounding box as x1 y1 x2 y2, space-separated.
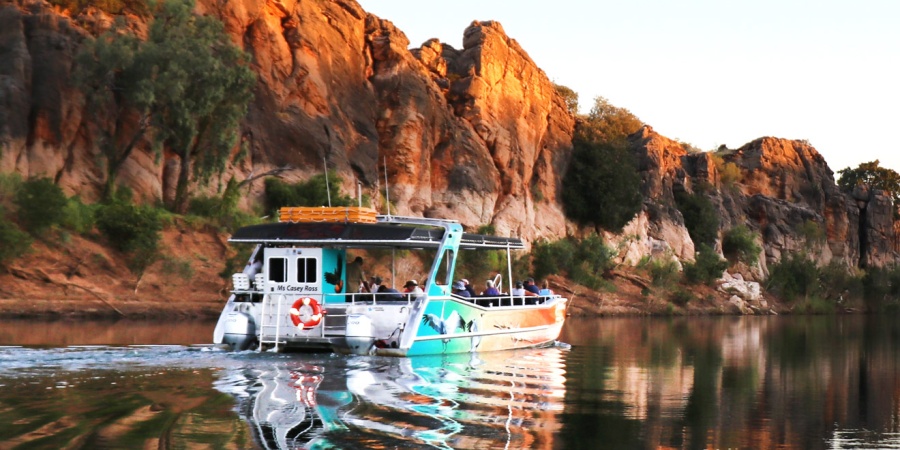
538 280 554 296
452 281 471 297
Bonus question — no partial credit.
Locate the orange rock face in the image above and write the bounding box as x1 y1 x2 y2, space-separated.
0 0 896 269
0 0 574 244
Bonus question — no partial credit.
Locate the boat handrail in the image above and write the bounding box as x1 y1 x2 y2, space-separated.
376 215 459 227
449 293 562 308
322 292 417 305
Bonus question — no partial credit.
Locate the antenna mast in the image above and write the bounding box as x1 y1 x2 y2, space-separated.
383 156 391 217
323 157 331 207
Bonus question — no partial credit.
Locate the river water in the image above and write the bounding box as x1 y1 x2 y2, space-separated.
0 315 898 449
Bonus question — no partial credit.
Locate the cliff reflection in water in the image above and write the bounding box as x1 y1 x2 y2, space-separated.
558 316 900 449
217 349 567 449
2 316 900 449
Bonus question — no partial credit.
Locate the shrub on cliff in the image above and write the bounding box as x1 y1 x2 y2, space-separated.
188 178 258 229
14 177 68 236
675 190 719 247
722 225 761 266
264 172 354 214
562 140 643 233
575 96 644 147
553 83 579 116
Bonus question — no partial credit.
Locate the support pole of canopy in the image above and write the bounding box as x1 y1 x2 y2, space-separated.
324 158 332 207
506 242 513 303
392 248 396 289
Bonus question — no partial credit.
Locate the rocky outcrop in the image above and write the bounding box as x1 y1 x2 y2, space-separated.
0 0 574 244
627 127 900 271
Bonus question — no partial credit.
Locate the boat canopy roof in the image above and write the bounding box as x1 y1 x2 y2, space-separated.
228 221 524 250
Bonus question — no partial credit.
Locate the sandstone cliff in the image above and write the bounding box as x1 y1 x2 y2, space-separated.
0 0 574 245
1 0 898 275
624 126 899 272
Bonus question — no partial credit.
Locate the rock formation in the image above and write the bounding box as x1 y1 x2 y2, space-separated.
0 0 897 271
627 126 899 271
0 0 574 244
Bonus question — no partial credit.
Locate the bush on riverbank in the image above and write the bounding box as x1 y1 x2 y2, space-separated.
95 197 163 275
683 245 728 286
0 207 32 267
14 177 68 237
532 234 616 290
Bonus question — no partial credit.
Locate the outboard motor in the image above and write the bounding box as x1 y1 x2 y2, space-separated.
222 310 257 351
345 314 374 355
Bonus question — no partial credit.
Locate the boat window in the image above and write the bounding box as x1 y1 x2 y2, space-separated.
434 249 454 286
268 257 288 283
296 257 317 283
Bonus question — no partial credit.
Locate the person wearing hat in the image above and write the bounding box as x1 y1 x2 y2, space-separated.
403 279 424 295
461 278 477 297
452 280 471 297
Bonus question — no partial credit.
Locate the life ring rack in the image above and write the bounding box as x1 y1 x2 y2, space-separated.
289 297 325 329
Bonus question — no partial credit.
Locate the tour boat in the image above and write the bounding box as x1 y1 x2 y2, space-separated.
213 207 568 356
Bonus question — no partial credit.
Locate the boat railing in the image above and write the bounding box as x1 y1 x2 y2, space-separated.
451 293 563 308
322 292 418 305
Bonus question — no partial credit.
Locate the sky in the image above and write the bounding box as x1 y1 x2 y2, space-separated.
357 0 900 176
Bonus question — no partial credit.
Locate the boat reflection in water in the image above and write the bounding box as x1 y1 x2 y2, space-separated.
217 346 568 449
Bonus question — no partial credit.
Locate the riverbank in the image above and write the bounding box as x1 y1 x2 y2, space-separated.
0 270 786 320
0 220 790 320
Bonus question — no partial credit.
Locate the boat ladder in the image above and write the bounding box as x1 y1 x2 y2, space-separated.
257 293 286 352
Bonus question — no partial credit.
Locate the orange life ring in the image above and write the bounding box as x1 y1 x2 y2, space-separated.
289 297 325 329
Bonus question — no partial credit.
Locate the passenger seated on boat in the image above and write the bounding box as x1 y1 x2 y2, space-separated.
524 278 541 296
511 281 526 297
452 281 471 298
403 280 424 298
538 280 554 296
461 278 477 297
368 276 383 293
378 285 403 300
481 279 501 297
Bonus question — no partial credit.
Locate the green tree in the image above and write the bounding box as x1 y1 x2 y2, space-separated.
553 83 579 116
75 0 255 209
265 171 355 213
74 27 145 200
576 96 644 148
561 140 643 232
837 160 900 218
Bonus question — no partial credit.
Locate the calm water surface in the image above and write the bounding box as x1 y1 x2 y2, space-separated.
1 316 899 449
